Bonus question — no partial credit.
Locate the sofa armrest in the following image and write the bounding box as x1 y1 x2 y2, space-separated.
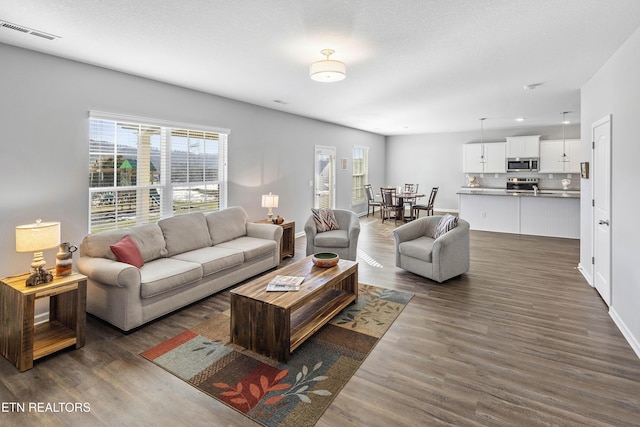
347 212 361 240
246 222 283 241
76 256 141 288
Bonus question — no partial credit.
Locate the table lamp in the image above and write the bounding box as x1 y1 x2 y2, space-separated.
15 219 60 286
261 192 279 220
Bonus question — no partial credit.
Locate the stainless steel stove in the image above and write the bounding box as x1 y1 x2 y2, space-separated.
506 177 539 192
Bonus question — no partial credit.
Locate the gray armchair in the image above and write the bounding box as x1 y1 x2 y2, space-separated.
304 209 360 261
392 215 470 283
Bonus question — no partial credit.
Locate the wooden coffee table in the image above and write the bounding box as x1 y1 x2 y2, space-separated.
230 256 358 362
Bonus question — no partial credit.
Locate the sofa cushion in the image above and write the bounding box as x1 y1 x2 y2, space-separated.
313 229 349 248
398 236 434 262
311 208 340 232
139 258 203 299
83 223 168 262
206 206 248 245
158 213 212 257
171 246 244 276
110 236 144 268
217 236 276 261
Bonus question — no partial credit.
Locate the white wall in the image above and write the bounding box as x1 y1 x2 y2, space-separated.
0 43 385 280
386 125 580 212
581 26 640 356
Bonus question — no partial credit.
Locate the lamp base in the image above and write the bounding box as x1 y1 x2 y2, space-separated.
25 267 54 287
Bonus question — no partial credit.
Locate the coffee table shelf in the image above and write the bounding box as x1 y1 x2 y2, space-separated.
230 256 358 362
290 287 354 351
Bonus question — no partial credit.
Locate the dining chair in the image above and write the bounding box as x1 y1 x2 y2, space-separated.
380 187 403 224
413 187 438 218
364 184 382 218
404 183 418 193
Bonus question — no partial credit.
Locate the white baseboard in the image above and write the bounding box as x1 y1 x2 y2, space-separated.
610 307 640 360
35 312 49 325
577 263 593 286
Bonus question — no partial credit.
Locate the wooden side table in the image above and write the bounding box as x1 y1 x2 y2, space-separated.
0 271 87 371
255 219 295 261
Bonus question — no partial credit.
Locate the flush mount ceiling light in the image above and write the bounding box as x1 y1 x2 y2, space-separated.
310 49 346 82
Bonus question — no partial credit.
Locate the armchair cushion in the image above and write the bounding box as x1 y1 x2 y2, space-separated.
311 208 340 232
314 229 350 248
433 213 459 239
397 236 434 262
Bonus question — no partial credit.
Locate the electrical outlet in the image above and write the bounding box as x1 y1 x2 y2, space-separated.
308 180 313 187
480 173 484 178
567 173 572 178
549 174 554 179
494 173 499 178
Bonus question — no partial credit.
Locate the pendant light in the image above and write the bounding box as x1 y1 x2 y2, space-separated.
479 117 486 163
561 111 569 162
310 49 346 82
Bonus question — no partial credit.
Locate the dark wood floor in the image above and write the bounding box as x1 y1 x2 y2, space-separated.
2 215 640 426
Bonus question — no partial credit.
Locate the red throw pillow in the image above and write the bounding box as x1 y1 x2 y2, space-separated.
110 235 144 268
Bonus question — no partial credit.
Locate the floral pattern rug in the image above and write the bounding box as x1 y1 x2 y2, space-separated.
141 284 413 427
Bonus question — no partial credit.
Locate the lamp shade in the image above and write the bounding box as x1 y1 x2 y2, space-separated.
16 220 60 252
310 49 346 82
261 193 279 209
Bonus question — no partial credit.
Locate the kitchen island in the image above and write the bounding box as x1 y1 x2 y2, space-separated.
458 188 580 238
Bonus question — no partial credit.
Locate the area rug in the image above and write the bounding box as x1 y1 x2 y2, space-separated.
141 283 412 427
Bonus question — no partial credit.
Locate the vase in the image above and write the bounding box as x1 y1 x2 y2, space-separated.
56 242 78 277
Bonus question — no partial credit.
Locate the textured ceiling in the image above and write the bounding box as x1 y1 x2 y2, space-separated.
2 0 640 135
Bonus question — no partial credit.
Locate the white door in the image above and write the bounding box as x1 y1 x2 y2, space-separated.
314 146 336 209
592 115 612 306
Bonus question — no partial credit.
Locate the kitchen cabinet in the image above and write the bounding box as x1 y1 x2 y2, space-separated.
458 192 580 238
458 194 520 233
506 135 540 158
463 142 506 173
539 139 581 173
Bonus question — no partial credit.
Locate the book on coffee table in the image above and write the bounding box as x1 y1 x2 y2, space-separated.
266 275 304 291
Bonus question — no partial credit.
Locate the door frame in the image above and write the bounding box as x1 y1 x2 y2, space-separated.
314 145 336 209
591 114 612 306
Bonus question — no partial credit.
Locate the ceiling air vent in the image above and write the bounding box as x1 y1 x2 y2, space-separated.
0 20 60 40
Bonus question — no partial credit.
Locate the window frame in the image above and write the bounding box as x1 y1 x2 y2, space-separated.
88 111 230 233
351 145 369 206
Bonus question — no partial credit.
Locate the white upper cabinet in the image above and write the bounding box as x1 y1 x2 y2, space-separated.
463 142 506 173
539 139 581 173
506 136 540 158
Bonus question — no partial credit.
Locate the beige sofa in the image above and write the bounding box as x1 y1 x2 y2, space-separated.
77 206 282 331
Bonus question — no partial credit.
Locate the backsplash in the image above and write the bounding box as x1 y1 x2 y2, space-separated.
464 172 581 191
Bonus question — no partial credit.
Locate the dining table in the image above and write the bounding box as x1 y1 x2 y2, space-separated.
394 191 425 222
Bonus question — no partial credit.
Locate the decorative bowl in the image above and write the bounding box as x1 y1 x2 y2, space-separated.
312 252 339 268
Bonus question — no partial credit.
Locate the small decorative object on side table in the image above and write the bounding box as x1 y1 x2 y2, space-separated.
0 271 87 371
255 219 295 261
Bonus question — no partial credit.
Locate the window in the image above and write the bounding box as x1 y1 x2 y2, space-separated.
89 112 229 233
352 146 369 205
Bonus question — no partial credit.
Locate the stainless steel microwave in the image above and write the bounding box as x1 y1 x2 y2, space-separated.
506 158 539 172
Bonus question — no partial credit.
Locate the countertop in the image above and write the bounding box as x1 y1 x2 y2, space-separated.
457 187 580 199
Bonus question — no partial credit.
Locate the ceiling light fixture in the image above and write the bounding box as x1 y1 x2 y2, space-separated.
516 117 526 122
310 49 346 82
